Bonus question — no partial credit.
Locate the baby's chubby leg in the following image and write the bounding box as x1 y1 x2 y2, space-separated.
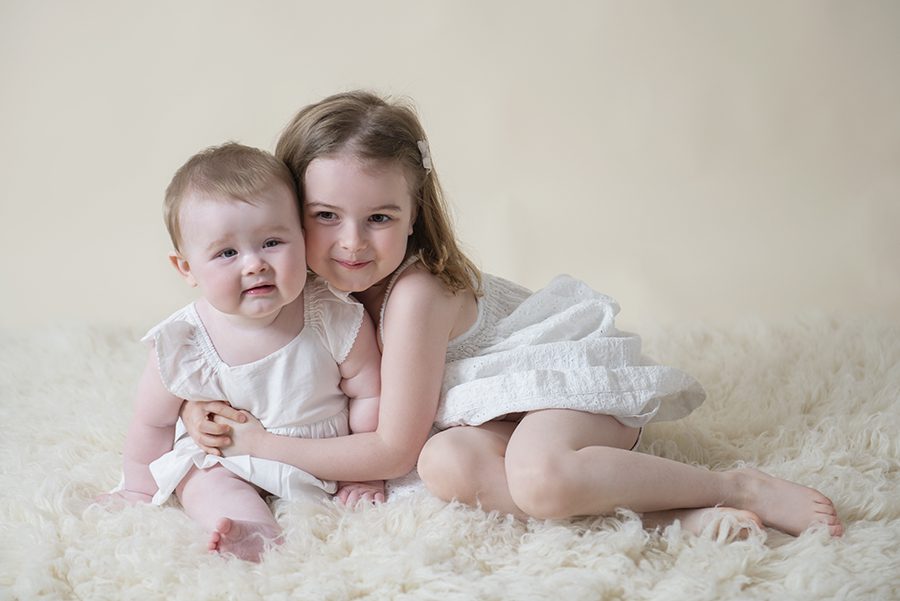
176 465 281 562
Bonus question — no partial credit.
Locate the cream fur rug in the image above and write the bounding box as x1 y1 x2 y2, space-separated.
1 316 898 600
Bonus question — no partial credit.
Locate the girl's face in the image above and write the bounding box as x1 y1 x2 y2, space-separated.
302 154 415 293
171 182 307 321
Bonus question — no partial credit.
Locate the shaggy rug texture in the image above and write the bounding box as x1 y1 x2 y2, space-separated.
1 316 898 600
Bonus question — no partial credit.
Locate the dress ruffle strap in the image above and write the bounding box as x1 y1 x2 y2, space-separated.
306 279 365 364
141 317 226 402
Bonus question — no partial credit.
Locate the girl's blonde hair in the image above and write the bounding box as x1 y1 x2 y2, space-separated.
275 90 481 294
164 142 296 252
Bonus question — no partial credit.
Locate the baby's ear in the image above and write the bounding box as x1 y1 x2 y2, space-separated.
169 252 198 287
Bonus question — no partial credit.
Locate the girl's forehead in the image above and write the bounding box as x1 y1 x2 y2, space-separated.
310 152 407 179
305 154 415 207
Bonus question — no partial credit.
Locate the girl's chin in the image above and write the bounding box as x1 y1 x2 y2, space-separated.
313 271 376 293
310 265 397 295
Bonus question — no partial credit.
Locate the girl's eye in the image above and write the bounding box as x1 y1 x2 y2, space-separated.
218 249 237 259
315 211 337 221
263 239 281 248
369 214 391 224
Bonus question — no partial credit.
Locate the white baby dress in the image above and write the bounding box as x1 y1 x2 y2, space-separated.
383 257 706 430
144 278 363 505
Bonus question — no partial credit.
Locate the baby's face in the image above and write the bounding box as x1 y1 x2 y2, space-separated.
172 182 307 320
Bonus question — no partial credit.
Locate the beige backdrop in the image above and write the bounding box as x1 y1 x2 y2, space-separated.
2 0 898 331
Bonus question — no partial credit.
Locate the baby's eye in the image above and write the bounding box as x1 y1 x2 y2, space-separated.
369 214 391 224
218 249 238 259
263 239 281 248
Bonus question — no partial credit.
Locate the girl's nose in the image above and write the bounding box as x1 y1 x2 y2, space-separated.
339 223 367 252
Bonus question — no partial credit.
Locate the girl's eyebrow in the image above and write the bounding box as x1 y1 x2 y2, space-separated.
306 201 403 213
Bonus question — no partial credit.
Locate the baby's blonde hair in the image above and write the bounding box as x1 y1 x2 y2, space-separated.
275 90 481 294
164 142 297 252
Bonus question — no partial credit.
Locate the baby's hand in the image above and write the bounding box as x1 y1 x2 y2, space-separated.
95 490 153 507
335 481 386 507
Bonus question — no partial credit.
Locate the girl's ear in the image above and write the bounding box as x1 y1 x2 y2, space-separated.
169 252 198 287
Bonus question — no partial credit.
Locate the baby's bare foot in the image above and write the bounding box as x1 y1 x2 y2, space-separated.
731 467 843 537
643 507 763 541
208 517 282 562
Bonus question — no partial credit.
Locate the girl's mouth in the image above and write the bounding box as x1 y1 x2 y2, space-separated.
336 260 371 270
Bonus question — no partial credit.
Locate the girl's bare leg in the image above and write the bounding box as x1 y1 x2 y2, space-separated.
176 465 282 562
418 417 752 536
418 421 744 536
417 421 527 519
504 409 842 536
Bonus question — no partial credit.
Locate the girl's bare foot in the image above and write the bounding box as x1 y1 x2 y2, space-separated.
643 507 763 541
730 467 843 537
208 517 282 562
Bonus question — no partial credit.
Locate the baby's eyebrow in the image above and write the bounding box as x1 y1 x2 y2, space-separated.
265 224 295 234
202 225 295 253
204 236 232 253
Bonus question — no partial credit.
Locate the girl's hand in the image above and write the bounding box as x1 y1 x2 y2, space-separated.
180 400 247 456
335 480 386 506
213 410 265 457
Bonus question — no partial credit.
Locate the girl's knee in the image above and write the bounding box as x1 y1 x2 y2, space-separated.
505 452 576 519
417 430 488 502
418 434 464 496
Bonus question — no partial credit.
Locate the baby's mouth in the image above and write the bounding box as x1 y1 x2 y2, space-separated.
243 284 276 296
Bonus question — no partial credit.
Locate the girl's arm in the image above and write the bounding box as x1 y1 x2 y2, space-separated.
221 269 459 481
118 349 184 501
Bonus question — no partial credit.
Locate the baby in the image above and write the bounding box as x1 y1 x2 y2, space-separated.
106 142 381 561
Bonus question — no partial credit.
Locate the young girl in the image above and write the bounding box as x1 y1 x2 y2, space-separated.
183 92 843 539
106 142 382 561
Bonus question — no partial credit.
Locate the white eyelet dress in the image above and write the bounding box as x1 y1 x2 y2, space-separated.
143 278 364 505
382 257 705 430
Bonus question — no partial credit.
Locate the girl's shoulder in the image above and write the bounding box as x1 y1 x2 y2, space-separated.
389 260 461 305
382 261 473 343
